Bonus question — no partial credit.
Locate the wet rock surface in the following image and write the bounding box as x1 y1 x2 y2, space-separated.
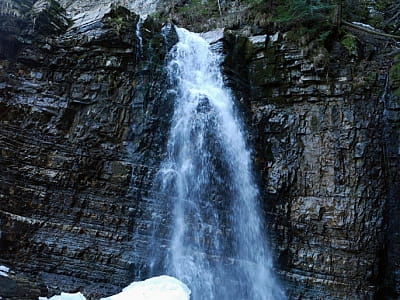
223 30 399 299
382 53 400 299
1 0 400 299
0 1 176 298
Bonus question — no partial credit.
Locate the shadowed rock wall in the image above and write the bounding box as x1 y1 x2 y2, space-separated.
222 30 397 299
0 2 176 298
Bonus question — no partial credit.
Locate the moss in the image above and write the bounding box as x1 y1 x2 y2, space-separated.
367 71 377 83
265 45 276 59
390 54 400 90
341 34 357 56
241 0 264 6
394 88 400 98
149 11 168 24
103 5 136 32
113 16 125 25
176 0 219 20
237 35 254 61
262 63 277 79
394 54 400 64
270 0 333 26
285 24 331 68
285 19 334 44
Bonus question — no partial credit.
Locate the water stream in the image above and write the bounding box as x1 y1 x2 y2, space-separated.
149 27 285 300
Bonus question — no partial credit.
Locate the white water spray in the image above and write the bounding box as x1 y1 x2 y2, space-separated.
152 27 285 300
135 18 143 55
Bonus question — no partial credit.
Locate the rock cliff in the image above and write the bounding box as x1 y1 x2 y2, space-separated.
0 1 176 298
223 28 397 299
0 0 399 299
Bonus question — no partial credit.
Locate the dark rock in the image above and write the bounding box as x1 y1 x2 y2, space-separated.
0 1 176 298
0 275 44 300
222 28 396 299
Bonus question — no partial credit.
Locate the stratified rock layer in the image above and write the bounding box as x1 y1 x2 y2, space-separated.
1 1 176 298
222 30 398 298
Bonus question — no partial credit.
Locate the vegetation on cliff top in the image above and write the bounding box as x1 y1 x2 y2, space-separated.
153 0 399 71
164 0 399 36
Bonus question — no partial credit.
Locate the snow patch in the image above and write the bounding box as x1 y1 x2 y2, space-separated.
37 276 190 300
38 293 86 300
100 275 191 300
249 34 267 45
352 22 381 32
0 265 10 277
270 32 280 43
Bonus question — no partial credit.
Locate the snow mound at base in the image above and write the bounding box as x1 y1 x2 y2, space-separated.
39 292 86 300
39 275 191 300
101 275 191 300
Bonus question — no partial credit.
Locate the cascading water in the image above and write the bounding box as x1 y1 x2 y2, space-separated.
149 27 285 300
135 18 143 56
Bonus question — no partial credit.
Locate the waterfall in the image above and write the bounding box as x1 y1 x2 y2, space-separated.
149 27 285 300
135 18 143 56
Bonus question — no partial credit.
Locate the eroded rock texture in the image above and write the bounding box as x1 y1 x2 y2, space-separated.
1 0 399 299
0 1 176 298
223 30 398 299
382 53 400 299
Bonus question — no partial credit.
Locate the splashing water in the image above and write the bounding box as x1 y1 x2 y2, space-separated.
150 27 285 300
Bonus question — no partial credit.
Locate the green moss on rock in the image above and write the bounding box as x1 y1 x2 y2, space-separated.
341 33 357 56
175 0 219 24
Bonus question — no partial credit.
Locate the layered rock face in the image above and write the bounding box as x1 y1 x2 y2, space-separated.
383 54 400 298
0 1 176 298
1 0 400 299
223 30 399 298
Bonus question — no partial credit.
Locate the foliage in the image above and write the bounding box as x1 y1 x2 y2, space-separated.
240 0 398 33
384 1 400 34
341 0 369 22
373 0 393 11
176 0 219 20
269 0 333 25
240 0 265 7
390 54 400 97
341 0 399 33
341 33 357 55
